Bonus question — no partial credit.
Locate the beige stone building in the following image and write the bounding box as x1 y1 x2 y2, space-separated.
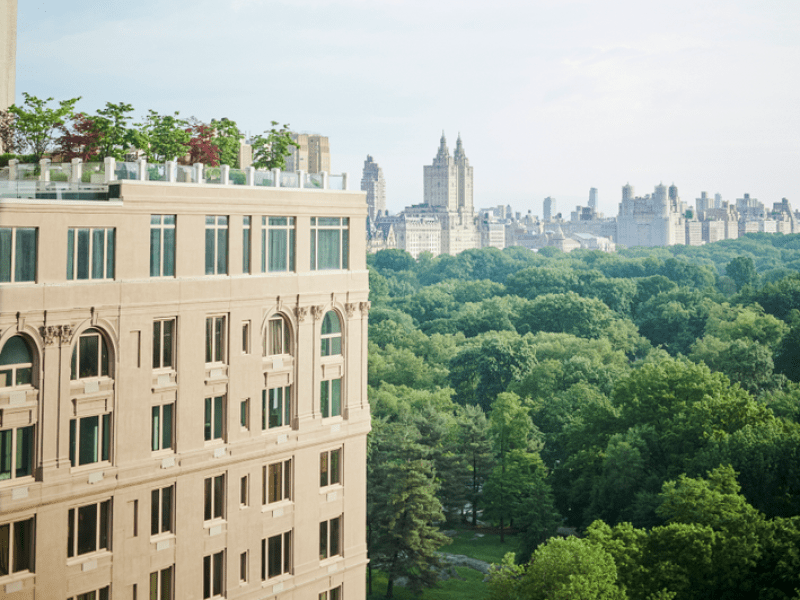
0 163 369 600
286 135 331 175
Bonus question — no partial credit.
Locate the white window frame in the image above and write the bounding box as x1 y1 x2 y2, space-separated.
0 227 37 283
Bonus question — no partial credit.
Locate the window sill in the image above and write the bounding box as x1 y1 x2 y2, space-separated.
0 571 35 594
262 499 292 514
67 549 112 569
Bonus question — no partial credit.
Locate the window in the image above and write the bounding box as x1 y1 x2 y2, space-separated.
0 227 36 283
261 531 291 580
0 517 34 576
0 335 33 388
240 551 248 583
242 322 250 354
150 215 175 277
71 328 110 380
240 475 249 507
204 396 225 442
263 458 292 505
265 315 291 357
263 386 291 429
203 550 224 599
0 425 34 480
320 379 341 419
240 398 249 430
67 587 110 600
319 516 341 560
67 500 111 558
310 217 349 270
151 403 174 452
67 227 115 280
204 474 225 521
242 216 251 273
205 316 226 364
320 448 341 487
151 485 173 536
150 566 173 600
69 414 111 467
262 217 295 272
320 587 342 600
153 319 175 370
320 311 341 356
205 216 228 275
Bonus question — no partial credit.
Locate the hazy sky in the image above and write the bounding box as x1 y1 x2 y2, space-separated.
16 0 800 217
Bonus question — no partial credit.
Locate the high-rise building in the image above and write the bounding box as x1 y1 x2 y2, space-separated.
1 0 17 153
543 197 556 222
0 161 369 599
588 188 598 210
285 134 331 174
361 155 386 224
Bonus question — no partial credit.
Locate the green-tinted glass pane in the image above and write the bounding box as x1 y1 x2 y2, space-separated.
268 229 287 272
150 228 161 277
152 406 160 451
217 227 227 275
213 551 223 595
0 523 9 575
105 229 115 279
0 336 31 366
163 228 175 277
269 534 282 578
162 320 173 368
91 229 105 279
342 229 349 270
79 416 99 465
66 228 74 279
205 318 212 363
0 430 11 480
162 487 172 535
77 229 90 280
319 521 328 559
204 397 212 441
320 452 328 487
100 336 109 377
77 504 97 555
318 217 340 226
14 228 36 282
152 321 161 369
243 224 251 273
261 228 266 273
330 516 340 556
320 381 329 418
213 475 224 519
331 449 340 485
0 228 11 282
69 420 76 466
205 228 215 274
284 385 291 426
101 413 110 461
13 518 32 572
15 426 33 478
79 335 99 378
310 230 316 270
161 567 172 600
318 230 339 270
288 228 295 271
99 500 109 550
214 396 223 439
16 367 31 386
162 404 173 450
150 571 158 600
332 379 341 417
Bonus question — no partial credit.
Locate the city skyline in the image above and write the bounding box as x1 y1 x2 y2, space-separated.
14 1 800 217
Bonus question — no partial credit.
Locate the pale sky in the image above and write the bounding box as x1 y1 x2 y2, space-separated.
16 0 800 217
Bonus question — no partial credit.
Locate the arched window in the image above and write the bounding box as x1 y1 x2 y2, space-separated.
320 311 342 357
0 335 33 388
71 328 110 380
264 315 292 357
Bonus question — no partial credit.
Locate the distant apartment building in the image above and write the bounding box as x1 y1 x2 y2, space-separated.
0 158 369 600
360 155 386 225
617 183 687 247
285 134 331 174
393 213 442 258
0 0 16 152
543 197 556 222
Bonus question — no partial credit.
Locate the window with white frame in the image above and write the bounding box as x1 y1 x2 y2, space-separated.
205 316 226 364
243 216 252 274
69 413 111 467
0 335 34 388
150 565 174 600
262 217 295 272
204 396 225 442
67 586 110 600
320 448 341 487
151 485 174 536
320 379 341 419
203 550 224 599
263 386 291 429
153 319 175 370
310 217 348 270
70 328 110 380
319 516 341 560
320 311 341 356
67 227 115 280
0 425 34 481
263 458 292 505
261 531 292 580
67 499 111 557
205 216 228 275
264 315 291 357
319 586 342 600
0 516 34 576
204 474 225 521
150 215 176 277
0 227 36 283
151 403 174 452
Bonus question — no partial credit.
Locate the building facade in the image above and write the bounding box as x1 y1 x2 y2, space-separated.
0 169 369 600
285 134 331 175
360 155 386 225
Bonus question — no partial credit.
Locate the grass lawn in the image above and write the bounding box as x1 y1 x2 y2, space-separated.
366 527 517 599
439 526 519 565
367 566 488 600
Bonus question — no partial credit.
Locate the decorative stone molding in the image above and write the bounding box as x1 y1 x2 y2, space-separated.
40 325 73 346
345 303 357 318
359 301 371 315
294 307 308 322
311 305 325 321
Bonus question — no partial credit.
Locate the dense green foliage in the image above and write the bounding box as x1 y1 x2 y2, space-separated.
366 237 800 599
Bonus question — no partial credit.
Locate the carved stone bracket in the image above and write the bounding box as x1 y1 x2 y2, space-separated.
41 324 74 346
311 305 325 321
294 307 309 323
345 303 357 318
359 301 371 315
